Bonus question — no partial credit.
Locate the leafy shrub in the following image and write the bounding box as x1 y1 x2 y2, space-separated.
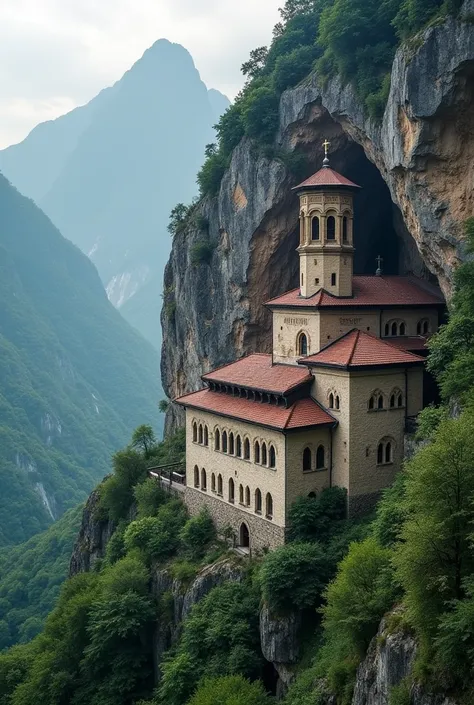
242 86 280 144
104 520 128 565
434 577 474 689
260 542 332 612
273 44 317 92
179 508 216 559
371 472 407 548
186 675 270 705
134 478 168 519
190 241 215 266
288 487 347 544
124 500 187 562
99 448 148 522
389 678 411 705
168 560 199 584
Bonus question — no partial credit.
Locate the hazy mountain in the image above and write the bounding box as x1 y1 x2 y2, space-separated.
0 173 161 547
0 40 229 351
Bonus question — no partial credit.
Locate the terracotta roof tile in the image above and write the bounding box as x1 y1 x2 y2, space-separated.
293 167 360 190
202 354 312 394
266 276 444 309
385 336 428 352
175 389 335 431
301 329 425 369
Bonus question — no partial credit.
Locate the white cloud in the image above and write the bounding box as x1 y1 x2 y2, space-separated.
0 0 281 148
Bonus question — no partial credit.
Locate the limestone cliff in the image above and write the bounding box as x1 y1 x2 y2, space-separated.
161 3 474 427
69 487 117 575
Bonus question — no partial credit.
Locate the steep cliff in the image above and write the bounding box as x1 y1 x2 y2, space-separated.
162 3 474 426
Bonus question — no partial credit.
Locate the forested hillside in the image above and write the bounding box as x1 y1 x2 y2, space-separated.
0 174 161 546
0 40 229 351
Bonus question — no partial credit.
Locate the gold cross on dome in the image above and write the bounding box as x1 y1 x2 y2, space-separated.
322 139 330 157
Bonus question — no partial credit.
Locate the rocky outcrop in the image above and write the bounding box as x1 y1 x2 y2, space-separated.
69 488 116 575
151 558 245 681
260 606 302 697
162 5 474 425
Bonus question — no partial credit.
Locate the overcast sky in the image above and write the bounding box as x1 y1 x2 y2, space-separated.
0 0 281 149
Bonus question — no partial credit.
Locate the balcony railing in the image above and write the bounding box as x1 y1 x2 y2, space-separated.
148 461 186 493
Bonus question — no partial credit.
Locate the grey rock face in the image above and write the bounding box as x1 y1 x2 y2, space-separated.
260 605 302 696
162 6 474 422
69 488 116 575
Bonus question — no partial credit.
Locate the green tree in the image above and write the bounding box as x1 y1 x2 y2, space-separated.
242 87 280 144
186 675 270 705
288 488 346 544
131 425 157 459
100 448 147 522
179 508 216 559
241 47 269 80
134 478 167 519
167 204 189 237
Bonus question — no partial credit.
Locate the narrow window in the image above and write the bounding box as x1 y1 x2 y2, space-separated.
329 393 334 409
201 468 207 491
369 396 375 410
244 438 250 460
266 493 273 519
335 395 340 410
303 447 312 471
228 478 235 503
236 435 242 458
245 486 251 506
301 273 304 287
211 473 216 492
239 484 244 504
229 432 235 455
377 443 384 465
215 429 220 451
254 441 260 464
204 426 209 446
400 322 406 336
390 394 395 408
218 474 223 495
398 394 403 407
331 273 337 287
312 216 320 240
262 442 268 466
342 216 348 242
192 422 197 443
378 395 384 410
198 424 203 444
255 488 262 513
423 320 429 335
417 320 421 335
222 431 228 453
194 465 199 488
327 215 336 240
269 445 276 469
385 442 392 464
391 321 398 336
316 445 325 470
298 332 308 356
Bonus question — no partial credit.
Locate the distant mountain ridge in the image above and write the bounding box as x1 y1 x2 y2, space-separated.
0 173 161 546
0 40 229 351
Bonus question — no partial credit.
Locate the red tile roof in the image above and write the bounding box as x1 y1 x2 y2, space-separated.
175 389 336 431
293 167 360 190
384 336 429 352
202 354 312 394
266 276 444 309
301 329 425 369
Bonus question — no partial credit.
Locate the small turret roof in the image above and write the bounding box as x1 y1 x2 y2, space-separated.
293 167 360 191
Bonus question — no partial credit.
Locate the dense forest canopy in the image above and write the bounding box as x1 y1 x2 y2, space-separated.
196 0 462 198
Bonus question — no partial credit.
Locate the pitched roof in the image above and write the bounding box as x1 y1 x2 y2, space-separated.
293 167 360 190
301 329 425 369
385 336 428 352
202 354 312 395
175 389 335 431
266 276 444 309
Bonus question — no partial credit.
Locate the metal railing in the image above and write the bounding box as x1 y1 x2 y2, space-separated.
147 461 186 493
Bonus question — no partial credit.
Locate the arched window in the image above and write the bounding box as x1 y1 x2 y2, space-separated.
329 393 334 409
391 321 398 336
398 393 403 407
217 474 223 495
228 478 235 503
316 445 325 470
312 216 320 240
194 465 199 488
211 473 216 492
245 486 251 506
269 445 276 469
335 395 340 410
262 443 268 466
369 391 384 411
229 432 235 455
369 396 375 410
377 443 384 465
204 426 209 446
215 429 221 451
303 447 312 471
266 493 273 519
399 322 406 336
390 393 396 408
244 438 250 460
342 216 348 242
198 424 203 444
378 394 384 410
222 431 228 453
385 442 392 464
236 435 242 458
239 484 244 504
201 468 207 491
390 389 403 409
255 488 262 513
417 319 429 335
326 215 336 240
192 422 197 443
297 332 308 356
254 441 260 464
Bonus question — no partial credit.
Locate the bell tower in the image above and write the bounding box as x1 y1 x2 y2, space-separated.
294 141 360 298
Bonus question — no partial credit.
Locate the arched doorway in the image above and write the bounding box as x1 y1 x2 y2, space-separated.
239 522 250 549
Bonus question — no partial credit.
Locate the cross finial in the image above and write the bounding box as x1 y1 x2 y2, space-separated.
375 254 384 276
322 139 330 167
